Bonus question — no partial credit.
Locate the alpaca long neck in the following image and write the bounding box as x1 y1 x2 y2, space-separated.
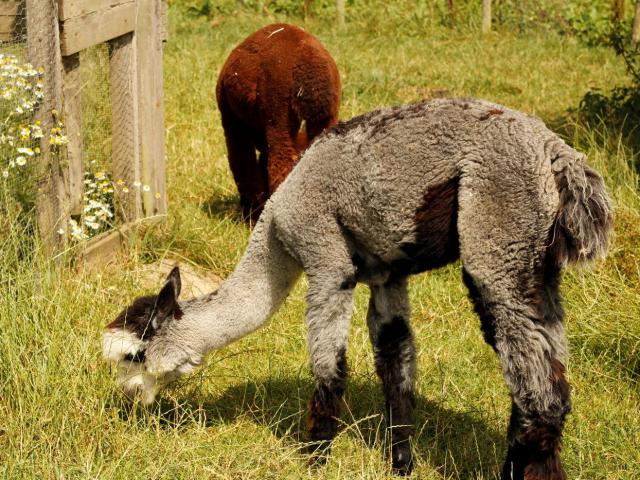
179 210 300 353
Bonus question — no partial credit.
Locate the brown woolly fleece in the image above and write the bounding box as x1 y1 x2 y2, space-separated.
216 23 341 223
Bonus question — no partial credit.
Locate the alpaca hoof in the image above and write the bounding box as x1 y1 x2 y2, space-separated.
502 445 567 480
391 444 414 476
240 204 263 226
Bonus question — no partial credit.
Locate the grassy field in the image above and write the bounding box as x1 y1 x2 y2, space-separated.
2 5 640 479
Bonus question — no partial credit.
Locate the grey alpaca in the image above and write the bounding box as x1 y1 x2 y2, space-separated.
103 98 612 479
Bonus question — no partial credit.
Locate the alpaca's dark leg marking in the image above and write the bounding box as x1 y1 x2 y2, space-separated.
307 347 347 460
375 315 416 475
462 268 497 350
503 357 570 480
367 279 415 475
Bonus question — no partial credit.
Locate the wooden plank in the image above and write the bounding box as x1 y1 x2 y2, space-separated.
136 0 166 217
58 0 131 21
109 32 142 222
78 224 127 267
160 0 167 42
78 215 164 268
27 0 69 254
0 16 15 35
59 1 134 56
0 2 20 15
336 0 344 26
62 53 84 215
0 1 24 40
482 0 492 33
633 0 640 45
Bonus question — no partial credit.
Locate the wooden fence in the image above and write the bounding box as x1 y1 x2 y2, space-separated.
2 0 167 263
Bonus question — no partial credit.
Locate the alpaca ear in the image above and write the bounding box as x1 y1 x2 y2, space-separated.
165 266 182 298
155 266 181 321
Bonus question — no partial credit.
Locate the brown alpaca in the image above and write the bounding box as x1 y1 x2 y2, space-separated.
216 23 341 222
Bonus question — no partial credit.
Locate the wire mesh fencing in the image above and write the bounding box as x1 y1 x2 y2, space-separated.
1 0 167 256
0 1 40 228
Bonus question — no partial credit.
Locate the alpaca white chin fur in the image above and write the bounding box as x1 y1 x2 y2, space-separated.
117 361 161 405
102 329 146 362
103 329 160 405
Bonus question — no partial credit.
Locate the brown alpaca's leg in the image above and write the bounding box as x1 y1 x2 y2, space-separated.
265 124 299 196
221 115 266 223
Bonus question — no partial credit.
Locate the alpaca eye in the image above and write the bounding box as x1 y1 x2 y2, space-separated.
124 350 146 363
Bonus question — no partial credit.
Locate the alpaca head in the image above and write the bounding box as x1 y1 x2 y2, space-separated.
102 266 198 404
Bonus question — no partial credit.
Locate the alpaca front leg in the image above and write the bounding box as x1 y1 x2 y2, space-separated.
305 277 354 463
367 279 416 475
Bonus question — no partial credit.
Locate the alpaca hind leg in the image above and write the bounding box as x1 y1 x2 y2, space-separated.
458 162 570 479
462 266 570 480
220 110 265 222
305 271 354 462
264 123 299 196
366 277 415 475
305 115 338 144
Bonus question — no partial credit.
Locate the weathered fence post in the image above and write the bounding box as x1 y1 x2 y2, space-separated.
26 0 69 254
612 0 626 23
482 0 492 33
109 32 142 222
136 0 166 217
336 0 344 27
62 53 84 216
633 0 640 45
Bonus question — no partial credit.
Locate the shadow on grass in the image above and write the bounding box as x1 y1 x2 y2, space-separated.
201 193 245 223
576 334 640 387
152 376 504 478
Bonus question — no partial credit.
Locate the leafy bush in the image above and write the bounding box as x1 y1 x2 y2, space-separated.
578 29 640 170
563 0 614 45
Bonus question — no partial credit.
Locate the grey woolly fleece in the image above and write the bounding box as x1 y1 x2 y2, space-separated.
271 97 609 274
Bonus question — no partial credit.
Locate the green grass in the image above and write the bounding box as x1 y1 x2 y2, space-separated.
2 6 640 479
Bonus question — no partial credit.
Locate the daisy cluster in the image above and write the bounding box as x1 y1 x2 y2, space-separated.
64 169 160 241
0 54 163 242
65 170 116 241
0 54 64 180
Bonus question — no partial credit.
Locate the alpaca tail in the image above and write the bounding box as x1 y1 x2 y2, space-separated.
549 144 613 266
